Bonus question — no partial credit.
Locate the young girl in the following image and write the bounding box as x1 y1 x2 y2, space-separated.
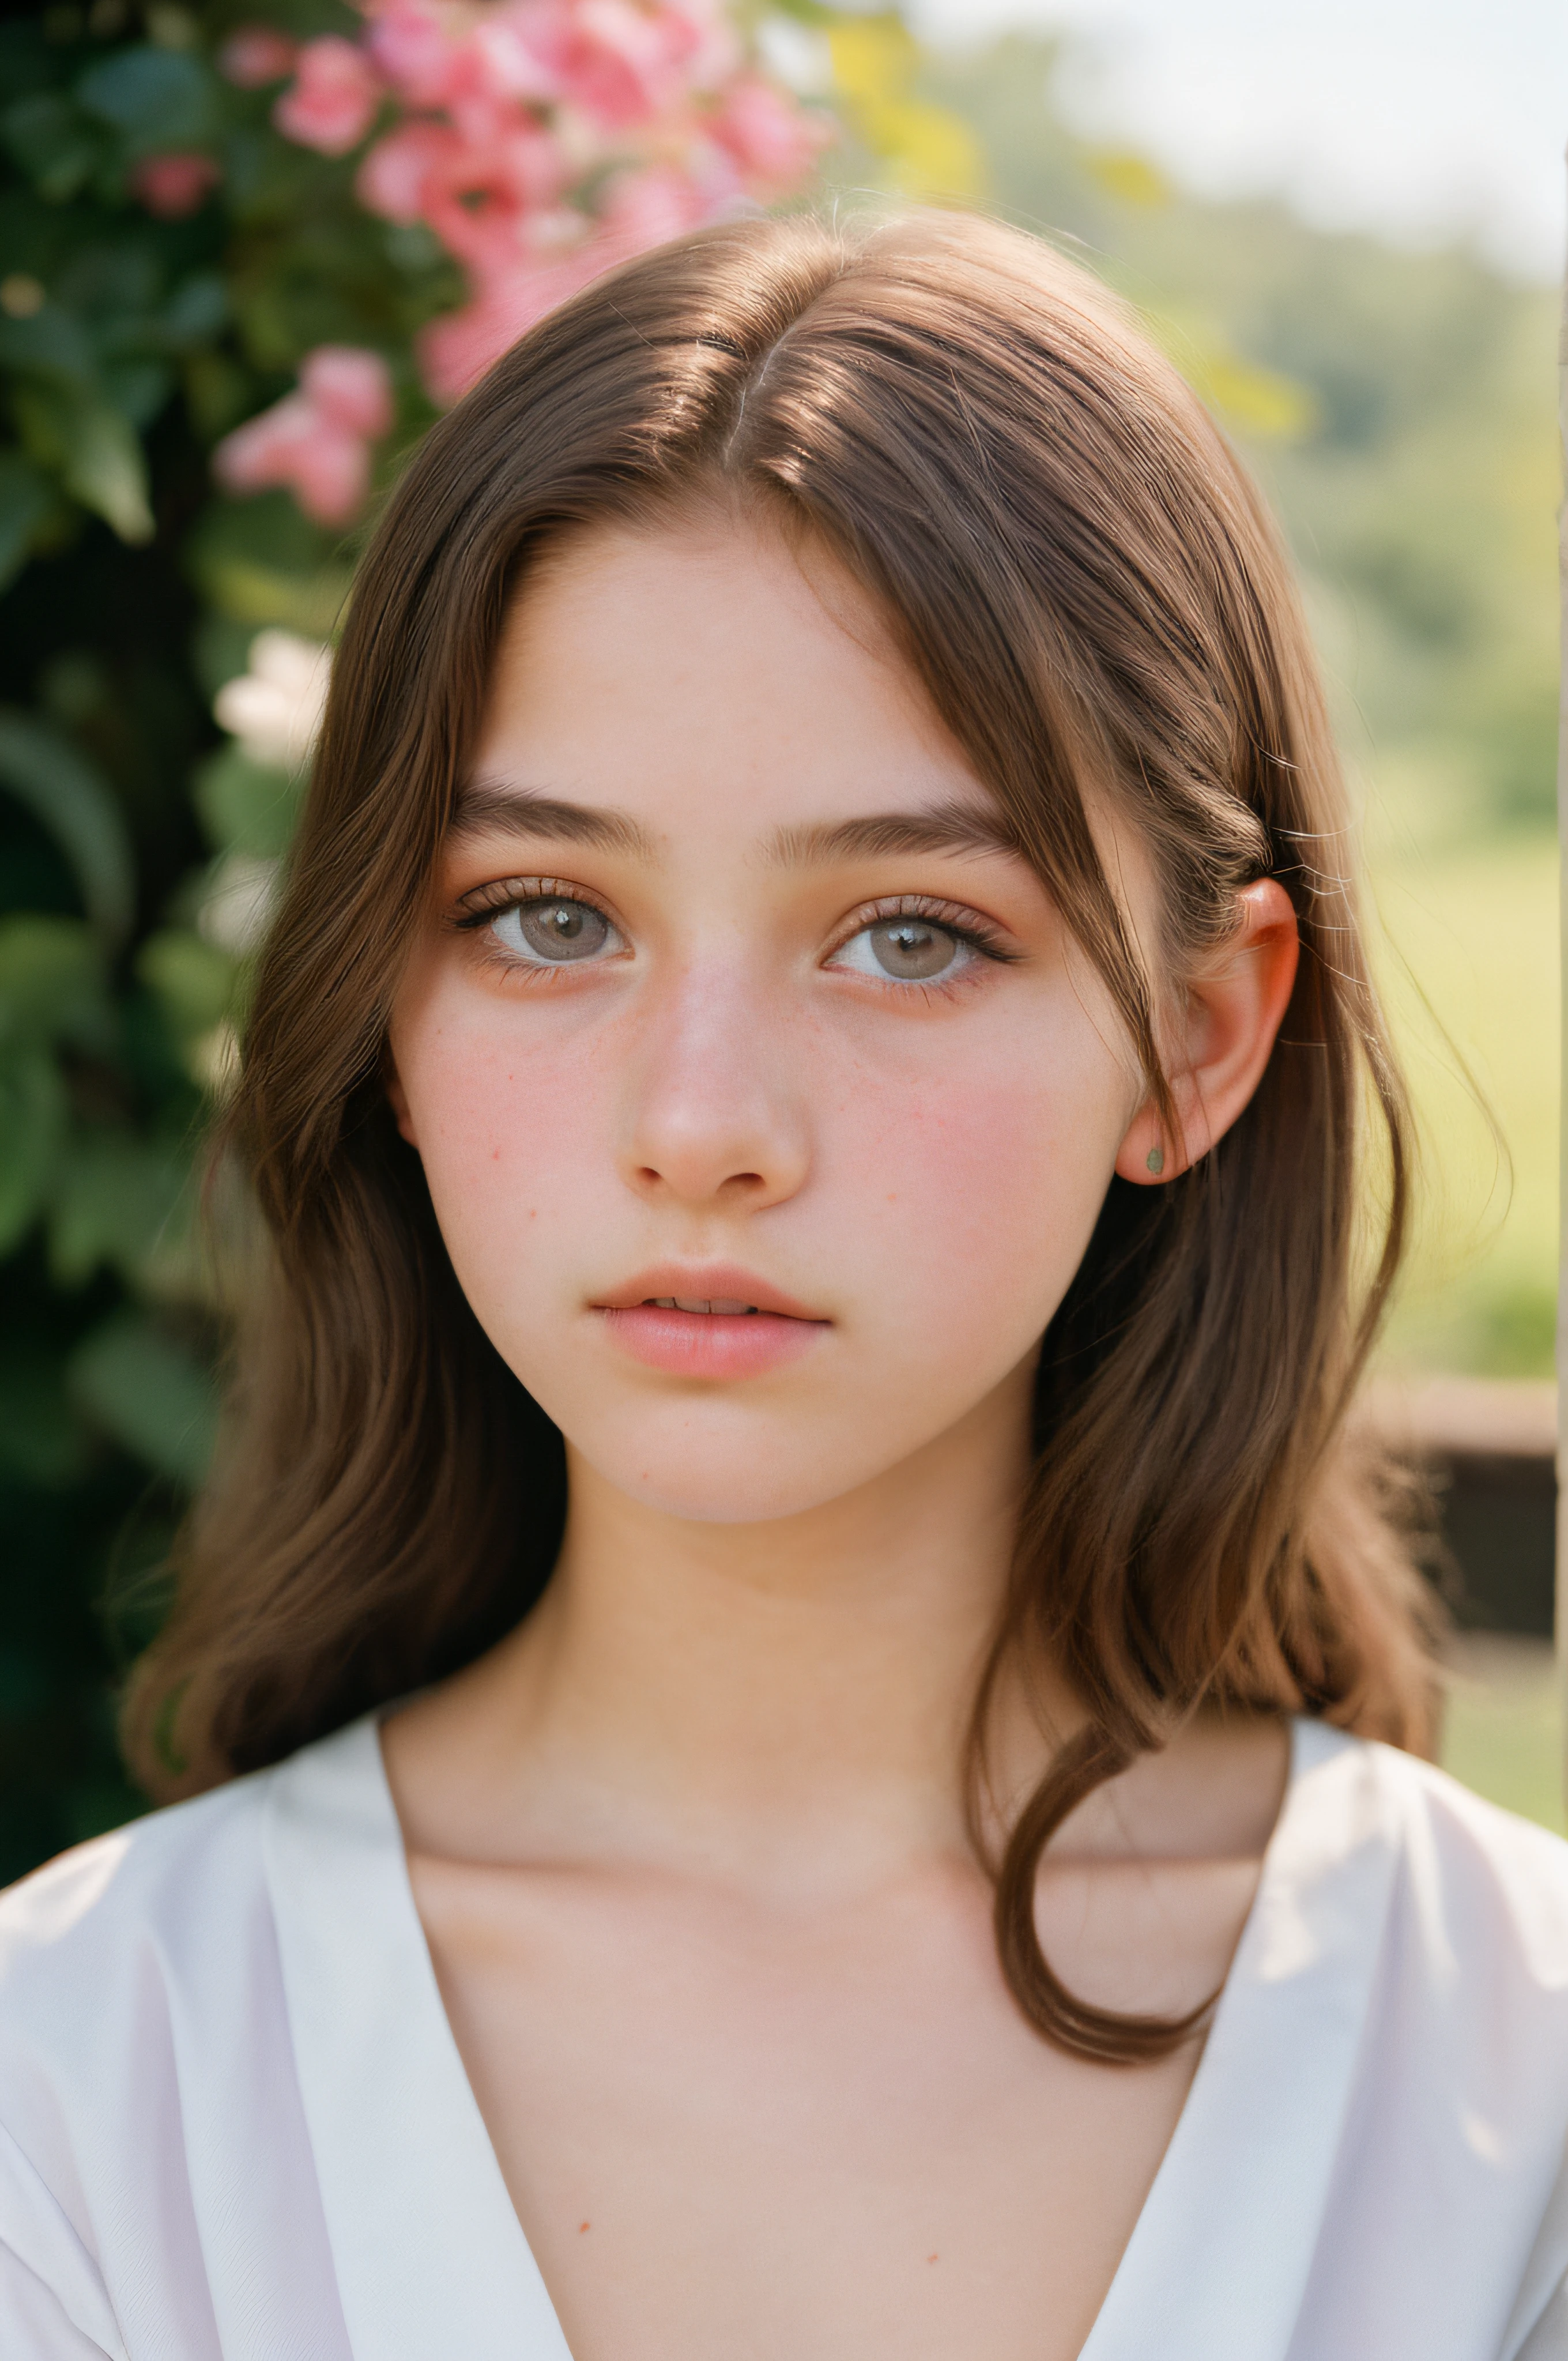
2 210 1565 2361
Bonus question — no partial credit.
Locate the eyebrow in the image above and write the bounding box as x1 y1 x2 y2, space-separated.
448 780 657 858
447 782 1022 868
763 804 1022 866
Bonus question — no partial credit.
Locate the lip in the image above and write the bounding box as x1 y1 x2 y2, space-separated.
593 1265 824 1321
591 1264 830 1381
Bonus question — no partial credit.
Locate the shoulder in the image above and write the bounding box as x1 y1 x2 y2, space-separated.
0 1745 363 2358
0 1714 389 2075
0 1770 274 2021
1279 1730 1568 2358
1356 1727 1568 1977
0 1763 308 2202
1286 1719 1568 2043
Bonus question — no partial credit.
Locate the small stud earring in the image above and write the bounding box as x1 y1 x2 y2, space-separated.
1145 1144 1165 1176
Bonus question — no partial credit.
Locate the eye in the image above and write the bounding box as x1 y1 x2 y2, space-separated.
829 915 977 985
490 896 621 965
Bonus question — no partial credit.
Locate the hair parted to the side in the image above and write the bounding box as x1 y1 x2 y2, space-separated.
125 209 1441 2063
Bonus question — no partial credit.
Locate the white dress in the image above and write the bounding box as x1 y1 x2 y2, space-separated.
1 1714 1566 2360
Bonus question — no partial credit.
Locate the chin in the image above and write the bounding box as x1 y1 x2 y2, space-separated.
571 1417 900 1527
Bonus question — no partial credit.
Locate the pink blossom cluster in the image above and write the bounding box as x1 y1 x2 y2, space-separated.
214 2 827 523
213 346 395 526
129 150 221 217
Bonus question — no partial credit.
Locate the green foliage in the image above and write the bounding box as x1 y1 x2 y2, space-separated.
0 0 453 1872
0 710 134 936
69 1308 216 1486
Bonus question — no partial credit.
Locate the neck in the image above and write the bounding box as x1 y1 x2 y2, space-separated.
410 1366 1051 1891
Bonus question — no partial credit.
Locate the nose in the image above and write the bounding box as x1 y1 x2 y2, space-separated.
619 959 811 1212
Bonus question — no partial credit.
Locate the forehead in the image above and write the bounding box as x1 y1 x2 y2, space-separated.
472 513 998 843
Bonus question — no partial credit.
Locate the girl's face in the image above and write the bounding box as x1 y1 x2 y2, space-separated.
388 513 1149 1524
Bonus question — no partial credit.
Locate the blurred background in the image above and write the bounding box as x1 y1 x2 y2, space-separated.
0 0 1561 1873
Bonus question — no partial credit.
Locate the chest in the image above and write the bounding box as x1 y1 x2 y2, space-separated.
410 1856 1204 2361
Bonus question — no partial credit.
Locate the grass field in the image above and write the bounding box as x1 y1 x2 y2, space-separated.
1360 814 1560 1834
1367 823 1558 1376
1442 1636 1565 1834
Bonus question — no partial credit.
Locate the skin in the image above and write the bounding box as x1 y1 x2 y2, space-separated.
382 510 1301 2361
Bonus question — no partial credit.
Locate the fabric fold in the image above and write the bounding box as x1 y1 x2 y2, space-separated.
264 1717 577 2361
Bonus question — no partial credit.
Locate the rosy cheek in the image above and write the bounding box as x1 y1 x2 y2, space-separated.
396 990 614 1262
824 1031 1125 1333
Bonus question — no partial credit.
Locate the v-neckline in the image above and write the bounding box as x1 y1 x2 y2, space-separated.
263 1713 1404 2361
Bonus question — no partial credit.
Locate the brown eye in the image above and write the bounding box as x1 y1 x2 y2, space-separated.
831 917 972 984
492 898 619 964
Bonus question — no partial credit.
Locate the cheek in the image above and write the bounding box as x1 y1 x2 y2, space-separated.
816 1003 1134 1362
389 979 621 1288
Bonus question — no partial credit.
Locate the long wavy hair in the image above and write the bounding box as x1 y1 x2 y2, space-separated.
126 210 1439 2063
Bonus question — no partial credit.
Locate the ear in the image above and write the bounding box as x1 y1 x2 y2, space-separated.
383 1051 420 1149
1115 879 1299 1185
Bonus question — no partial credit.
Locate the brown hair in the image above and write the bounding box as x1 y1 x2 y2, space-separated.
126 210 1439 2062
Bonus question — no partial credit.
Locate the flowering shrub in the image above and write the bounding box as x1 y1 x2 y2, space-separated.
212 1 828 519
214 341 393 519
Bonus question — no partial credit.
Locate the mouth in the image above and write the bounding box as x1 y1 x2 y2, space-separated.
592 1267 826 1322
591 1267 829 1379
646 1296 763 1315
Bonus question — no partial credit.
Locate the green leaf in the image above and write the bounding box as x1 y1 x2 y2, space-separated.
137 926 237 1037
0 1043 65 1253
99 360 174 431
0 1341 86 1487
186 491 350 634
197 557 351 635
160 271 228 350
0 710 135 942
69 1311 216 1487
0 450 54 592
0 915 106 1046
22 387 155 545
48 1131 188 1289
0 21 54 107
191 610 256 699
75 46 214 150
193 742 300 858
182 349 254 442
0 303 96 380
1 92 101 202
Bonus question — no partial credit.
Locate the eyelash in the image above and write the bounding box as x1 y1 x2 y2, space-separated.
825 894 1019 977
451 878 1019 992
452 876 598 929
450 875 616 977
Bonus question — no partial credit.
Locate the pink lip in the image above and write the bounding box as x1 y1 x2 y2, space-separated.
592 1265 830 1381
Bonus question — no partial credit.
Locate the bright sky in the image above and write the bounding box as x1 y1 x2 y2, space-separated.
908 0 1567 280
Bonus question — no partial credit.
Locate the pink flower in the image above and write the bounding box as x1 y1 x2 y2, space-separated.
332 0 828 415
359 116 568 276
711 77 830 191
597 160 710 248
417 243 613 403
364 1 467 108
469 13 567 107
299 347 395 440
218 25 297 88
129 150 220 218
414 168 708 406
504 0 706 133
274 36 383 158
213 347 394 526
356 118 454 223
